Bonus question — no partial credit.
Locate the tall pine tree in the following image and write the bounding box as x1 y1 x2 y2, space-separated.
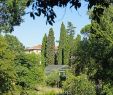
67 22 76 65
41 34 47 66
67 22 76 38
46 28 55 65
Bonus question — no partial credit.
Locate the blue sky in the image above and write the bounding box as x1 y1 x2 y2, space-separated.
13 1 90 47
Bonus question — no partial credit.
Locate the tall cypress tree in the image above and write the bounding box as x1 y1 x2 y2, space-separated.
41 34 47 66
64 35 70 65
57 22 69 65
46 28 55 65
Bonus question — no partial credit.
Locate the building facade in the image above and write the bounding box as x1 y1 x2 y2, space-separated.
25 44 42 54
25 44 58 54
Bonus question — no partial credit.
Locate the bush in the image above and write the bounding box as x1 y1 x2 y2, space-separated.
63 73 96 95
46 71 59 87
43 90 56 95
101 84 113 95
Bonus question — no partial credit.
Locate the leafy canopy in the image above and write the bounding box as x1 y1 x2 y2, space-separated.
27 0 113 25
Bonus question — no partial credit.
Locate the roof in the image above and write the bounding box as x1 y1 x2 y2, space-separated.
25 44 58 51
26 44 42 50
32 44 42 50
45 65 69 75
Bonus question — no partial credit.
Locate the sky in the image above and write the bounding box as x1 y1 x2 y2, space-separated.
13 1 90 47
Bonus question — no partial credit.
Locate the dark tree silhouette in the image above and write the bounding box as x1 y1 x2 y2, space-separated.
27 0 112 25
1 0 113 32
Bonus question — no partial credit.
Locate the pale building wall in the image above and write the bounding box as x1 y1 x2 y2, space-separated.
25 49 41 54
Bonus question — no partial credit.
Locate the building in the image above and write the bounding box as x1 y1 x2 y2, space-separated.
25 44 58 54
25 44 42 54
45 65 69 75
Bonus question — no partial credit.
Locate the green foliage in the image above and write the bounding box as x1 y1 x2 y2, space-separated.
63 35 70 65
41 34 47 66
0 34 45 94
81 24 91 35
72 34 81 55
58 22 76 65
67 22 76 65
57 22 66 64
1 0 112 30
63 73 96 95
15 53 44 89
102 84 113 95
67 22 76 38
46 28 55 65
73 37 96 75
46 71 59 87
0 35 16 94
88 6 113 84
0 0 27 32
25 53 41 65
27 0 112 25
0 71 12 94
57 22 69 65
1 2 113 95
4 34 25 54
43 91 56 95
73 5 113 94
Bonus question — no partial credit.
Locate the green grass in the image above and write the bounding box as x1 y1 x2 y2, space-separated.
31 85 63 95
2 85 63 95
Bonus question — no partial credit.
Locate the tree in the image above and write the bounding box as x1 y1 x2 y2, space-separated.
27 0 112 25
70 34 87 74
63 73 96 95
58 22 71 65
46 71 59 87
4 34 25 54
67 22 76 65
41 34 47 66
67 22 76 38
0 34 28 94
0 33 48 94
0 34 45 94
57 22 67 65
0 0 27 32
1 0 112 33
85 5 113 81
46 28 55 65
80 24 91 37
64 36 70 65
0 35 16 94
77 5 113 94
15 53 45 90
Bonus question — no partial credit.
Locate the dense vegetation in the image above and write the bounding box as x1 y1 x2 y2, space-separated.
1 0 113 95
63 6 113 95
41 5 113 95
41 5 113 93
0 34 44 94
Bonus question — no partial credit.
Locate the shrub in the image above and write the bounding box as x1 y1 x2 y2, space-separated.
63 73 96 95
46 71 59 87
43 90 56 95
101 84 113 95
